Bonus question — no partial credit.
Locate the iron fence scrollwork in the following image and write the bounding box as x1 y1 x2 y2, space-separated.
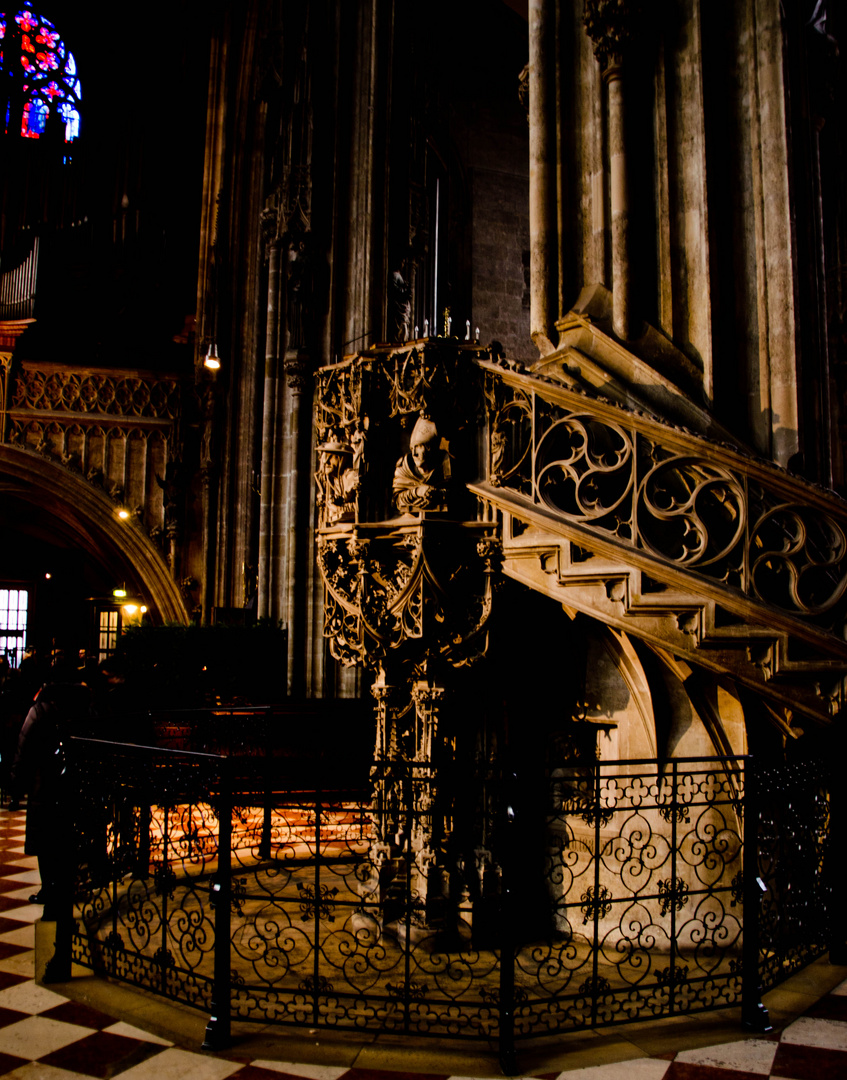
52 738 835 1064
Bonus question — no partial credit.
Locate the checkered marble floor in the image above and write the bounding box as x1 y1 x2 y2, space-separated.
0 808 845 1080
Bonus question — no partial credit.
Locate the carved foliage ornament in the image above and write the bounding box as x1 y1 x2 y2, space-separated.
317 524 498 673
583 0 645 68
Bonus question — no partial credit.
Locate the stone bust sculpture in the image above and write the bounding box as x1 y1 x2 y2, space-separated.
393 414 448 514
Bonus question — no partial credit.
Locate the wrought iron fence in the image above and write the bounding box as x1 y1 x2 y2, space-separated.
50 741 835 1069
753 757 833 990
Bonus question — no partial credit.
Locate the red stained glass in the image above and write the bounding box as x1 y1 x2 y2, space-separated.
15 8 37 31
0 6 81 141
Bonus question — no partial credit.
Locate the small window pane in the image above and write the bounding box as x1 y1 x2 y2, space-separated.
0 588 29 667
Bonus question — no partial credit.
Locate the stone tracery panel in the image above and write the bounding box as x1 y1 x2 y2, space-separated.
5 362 184 551
12 364 181 418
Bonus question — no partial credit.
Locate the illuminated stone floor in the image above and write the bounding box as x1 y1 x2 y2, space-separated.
1 806 846 1079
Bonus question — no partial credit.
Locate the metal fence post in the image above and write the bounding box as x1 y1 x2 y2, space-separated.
829 734 846 964
260 715 272 861
590 759 601 1028
741 757 772 1032
498 770 517 1076
42 747 77 984
203 757 232 1050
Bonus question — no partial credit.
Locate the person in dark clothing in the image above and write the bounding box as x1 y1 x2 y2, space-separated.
9 681 91 918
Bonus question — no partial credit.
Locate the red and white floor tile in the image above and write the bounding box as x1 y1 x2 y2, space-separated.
0 808 844 1080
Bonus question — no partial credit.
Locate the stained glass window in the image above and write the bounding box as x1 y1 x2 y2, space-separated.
0 4 82 141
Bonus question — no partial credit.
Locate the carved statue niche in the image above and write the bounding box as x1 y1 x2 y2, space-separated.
317 428 360 526
392 413 450 515
155 461 182 538
389 268 412 343
285 231 311 355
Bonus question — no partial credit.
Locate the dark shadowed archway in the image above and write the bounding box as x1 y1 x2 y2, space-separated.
0 445 189 633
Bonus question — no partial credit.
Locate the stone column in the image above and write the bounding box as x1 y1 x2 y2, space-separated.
280 352 310 695
410 680 448 915
606 64 630 341
199 380 220 624
370 680 401 850
257 232 282 619
528 0 557 354
584 0 643 342
343 0 387 349
372 680 399 761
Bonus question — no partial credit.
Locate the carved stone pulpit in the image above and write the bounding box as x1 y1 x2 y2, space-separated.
315 339 500 930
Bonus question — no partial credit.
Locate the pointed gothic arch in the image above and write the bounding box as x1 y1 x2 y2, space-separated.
0 444 189 625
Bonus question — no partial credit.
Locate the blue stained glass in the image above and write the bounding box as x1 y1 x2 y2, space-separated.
59 100 79 140
26 96 47 131
0 5 82 141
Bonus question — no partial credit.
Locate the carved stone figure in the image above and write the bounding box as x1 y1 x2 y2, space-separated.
350 420 366 472
285 233 312 353
317 432 359 524
392 414 448 514
156 464 181 531
390 269 412 343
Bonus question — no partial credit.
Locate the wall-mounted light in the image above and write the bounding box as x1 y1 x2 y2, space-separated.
121 600 146 626
204 342 221 370
44 572 52 580
118 508 130 520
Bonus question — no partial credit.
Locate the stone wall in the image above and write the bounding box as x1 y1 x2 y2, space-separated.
471 165 532 363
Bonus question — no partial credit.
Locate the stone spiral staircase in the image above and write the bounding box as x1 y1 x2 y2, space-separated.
472 356 847 727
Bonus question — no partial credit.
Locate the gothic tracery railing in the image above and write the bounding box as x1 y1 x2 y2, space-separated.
2 359 187 559
477 358 847 655
10 363 181 419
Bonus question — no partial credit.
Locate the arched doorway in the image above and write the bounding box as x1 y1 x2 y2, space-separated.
0 445 189 669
